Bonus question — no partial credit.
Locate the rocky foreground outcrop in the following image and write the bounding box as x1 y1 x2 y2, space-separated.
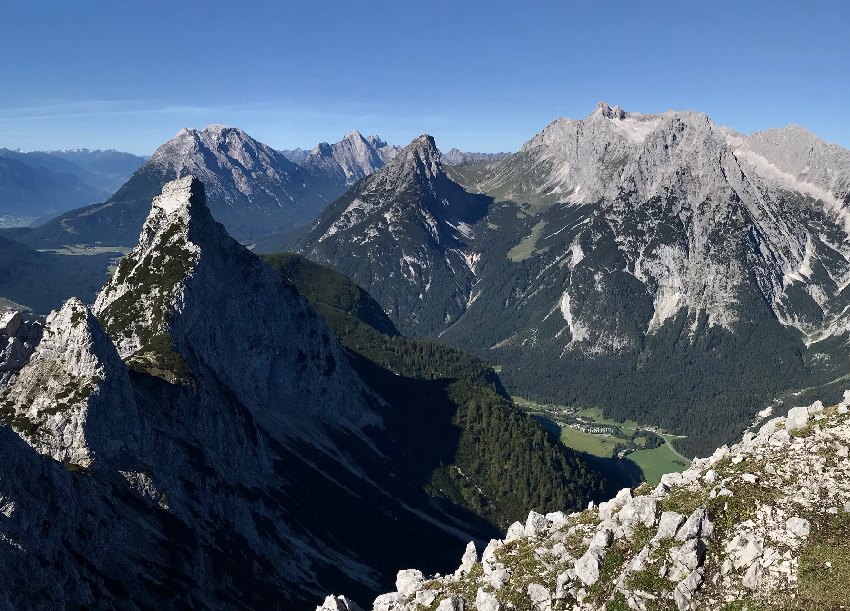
321 396 850 610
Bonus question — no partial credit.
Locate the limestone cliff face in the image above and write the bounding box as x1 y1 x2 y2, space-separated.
0 298 140 468
327 395 850 611
302 130 400 185
0 310 41 388
295 135 493 336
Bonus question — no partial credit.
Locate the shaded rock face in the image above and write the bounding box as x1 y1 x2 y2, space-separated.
0 310 41 387
94 176 372 430
295 135 493 336
333 398 850 611
0 176 501 610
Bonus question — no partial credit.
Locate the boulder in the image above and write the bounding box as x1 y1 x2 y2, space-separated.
617 496 658 529
785 405 810 432
675 507 710 541
672 569 703 611
527 583 551 610
455 541 477 577
475 588 500 611
525 510 549 537
396 569 424 597
599 487 632 520
654 511 685 542
488 567 510 590
545 511 569 530
316 595 364 611
589 527 613 549
416 590 437 606
574 547 604 586
373 592 404 611
505 521 525 542
436 596 464 611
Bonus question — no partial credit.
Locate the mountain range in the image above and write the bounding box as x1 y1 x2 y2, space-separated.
0 148 145 225
1 102 849 610
6 128 403 251
294 102 850 456
0 176 610 609
440 148 512 166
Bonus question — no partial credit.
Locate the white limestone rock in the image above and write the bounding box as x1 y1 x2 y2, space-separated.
474 588 500 611
0 298 140 468
317 595 364 611
396 569 425 597
455 541 478 578
785 517 810 538
785 405 810 432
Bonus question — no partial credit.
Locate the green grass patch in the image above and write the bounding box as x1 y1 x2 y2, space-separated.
559 425 620 457
507 220 547 261
627 445 690 485
797 512 850 608
576 407 640 432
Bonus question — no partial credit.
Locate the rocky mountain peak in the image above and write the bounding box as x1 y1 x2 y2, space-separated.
592 100 626 120
726 123 850 211
303 131 399 184
0 297 140 469
96 176 373 430
344 129 366 141
386 134 442 183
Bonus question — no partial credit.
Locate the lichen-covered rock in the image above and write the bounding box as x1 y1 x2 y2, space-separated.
338 399 850 610
0 298 140 468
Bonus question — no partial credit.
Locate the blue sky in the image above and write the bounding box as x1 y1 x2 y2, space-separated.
1 0 848 154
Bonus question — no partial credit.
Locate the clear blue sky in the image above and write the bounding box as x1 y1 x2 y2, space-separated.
1 0 848 155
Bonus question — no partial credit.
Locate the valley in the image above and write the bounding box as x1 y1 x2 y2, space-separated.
514 396 690 485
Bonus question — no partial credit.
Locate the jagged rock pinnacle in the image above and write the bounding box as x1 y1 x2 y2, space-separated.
0 298 140 468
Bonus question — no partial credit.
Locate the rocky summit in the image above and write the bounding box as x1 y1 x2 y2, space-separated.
321 395 850 610
294 134 492 336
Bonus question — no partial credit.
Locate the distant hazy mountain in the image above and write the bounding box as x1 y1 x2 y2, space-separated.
45 148 147 192
0 153 106 224
280 146 310 163
0 148 144 226
12 125 348 248
301 131 400 185
440 148 511 166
